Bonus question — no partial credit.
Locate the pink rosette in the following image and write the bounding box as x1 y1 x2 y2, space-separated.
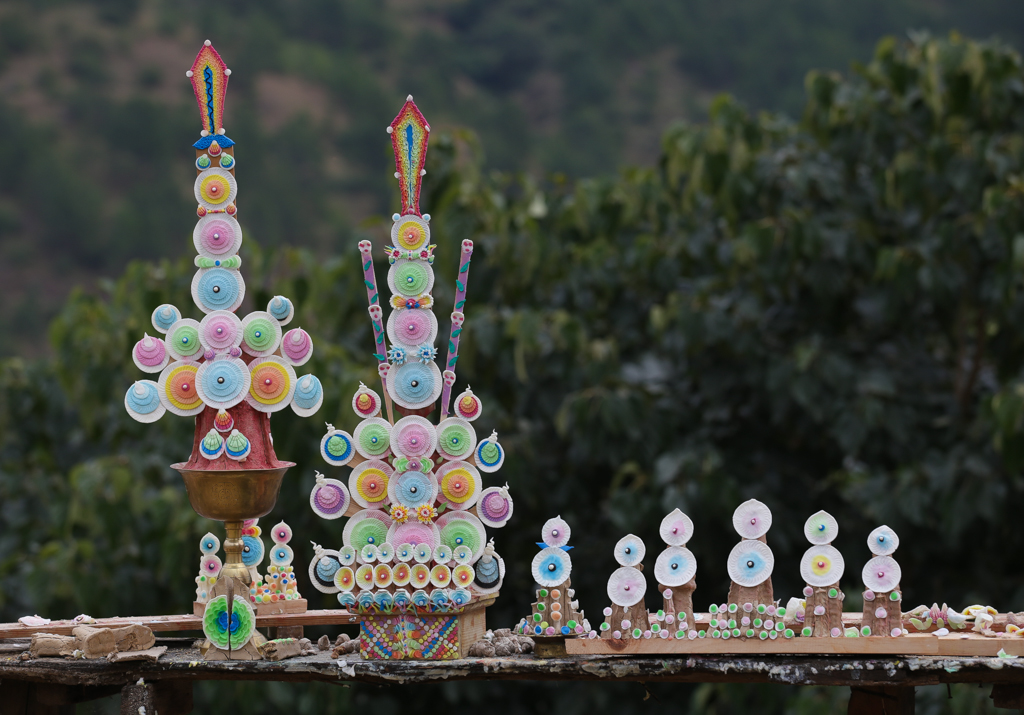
477 486 513 528
281 328 313 366
199 310 242 352
391 416 437 458
132 334 168 373
201 554 223 579
387 521 440 550
387 307 437 348
193 215 242 258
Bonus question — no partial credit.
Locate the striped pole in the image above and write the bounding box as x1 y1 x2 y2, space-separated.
440 239 473 418
357 240 395 424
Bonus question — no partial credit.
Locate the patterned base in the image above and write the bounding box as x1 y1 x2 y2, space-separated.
360 614 460 660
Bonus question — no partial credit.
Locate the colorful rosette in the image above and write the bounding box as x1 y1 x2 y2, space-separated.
158 361 205 416
192 267 244 314
195 357 250 409
474 553 504 595
411 590 430 609
868 525 899 556
862 556 901 592
477 486 513 528
198 310 243 353
342 509 393 549
374 563 394 589
360 544 378 564
241 535 264 567
396 543 415 563
387 307 438 348
320 426 354 466
607 565 646 607
428 589 450 610
614 534 646 567
193 214 243 258
194 167 238 209
452 544 473 565
271 522 292 545
436 462 482 510
392 589 412 610
388 258 434 297
281 328 313 366
436 512 487 561
377 542 394 563
434 544 453 564
132 333 169 373
430 564 452 588
200 532 221 554
166 319 203 362
291 374 323 417
246 356 296 413
387 361 442 410
214 409 234 432
450 588 472 608
353 417 392 459
241 312 283 357
391 416 437 458
201 554 223 579
388 470 437 509
224 429 250 461
452 563 475 589
334 566 355 592
124 380 166 423
352 383 381 418
349 460 393 509
533 547 572 589
270 544 294 567
199 428 225 459
151 304 181 334
474 431 504 473
355 564 375 590
392 562 412 587
391 214 430 251
413 543 433 563
410 563 431 589
804 510 840 545
266 295 294 325
309 549 342 593
355 590 375 611
453 387 482 421
727 540 775 587
542 516 572 548
435 418 476 461
338 545 357 567
659 508 694 546
202 595 255 651
800 544 845 587
387 521 441 551
733 498 773 539
654 546 697 587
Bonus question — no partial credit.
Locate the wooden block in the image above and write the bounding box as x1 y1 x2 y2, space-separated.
991 684 1024 709
72 626 117 658
849 686 914 714
258 638 303 661
106 646 167 663
257 598 308 616
29 633 76 658
268 625 304 640
109 623 156 652
459 602 489 657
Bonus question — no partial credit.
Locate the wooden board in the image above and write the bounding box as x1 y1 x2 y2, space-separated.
192 599 308 617
0 609 357 639
566 631 1024 657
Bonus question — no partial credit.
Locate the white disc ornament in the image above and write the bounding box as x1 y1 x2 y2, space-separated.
654 546 697 587
804 510 839 545
607 566 646 607
532 547 572 589
867 525 899 556
659 508 694 546
862 555 901 592
613 534 646 567
540 516 571 548
732 499 772 539
799 544 845 587
727 540 775 587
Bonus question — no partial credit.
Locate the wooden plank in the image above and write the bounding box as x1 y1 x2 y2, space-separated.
0 609 358 639
566 631 1024 657
192 599 308 617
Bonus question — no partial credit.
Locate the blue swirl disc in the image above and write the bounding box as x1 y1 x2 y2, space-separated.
411 589 429 608
124 380 165 423
270 544 294 566
654 546 697 587
337 592 357 608
387 361 441 409
451 588 471 607
727 540 774 587
192 267 244 313
320 429 354 466
475 436 504 472
151 304 181 334
532 546 572 588
311 552 341 593
374 591 393 611
614 534 646 567
241 535 264 567
391 471 436 508
267 295 293 323
356 591 375 612
196 358 250 409
291 374 323 417
200 532 220 555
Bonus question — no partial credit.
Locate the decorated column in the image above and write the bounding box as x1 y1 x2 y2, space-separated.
862 525 904 638
799 510 845 638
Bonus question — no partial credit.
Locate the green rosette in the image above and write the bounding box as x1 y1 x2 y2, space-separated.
349 518 388 549
440 520 481 555
202 595 255 650
439 422 472 458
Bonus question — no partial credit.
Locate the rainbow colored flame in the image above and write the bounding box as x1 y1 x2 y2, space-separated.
190 43 229 137
390 99 431 216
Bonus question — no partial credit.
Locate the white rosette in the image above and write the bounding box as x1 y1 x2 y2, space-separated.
867 525 899 556
240 311 283 358
727 540 775 587
245 356 297 413
607 566 646 607
659 508 694 546
654 546 697 587
804 510 839 545
732 498 773 539
195 356 251 410
799 544 845 587
862 555 901 592
193 213 243 258
191 267 245 314
613 534 646 567
387 307 438 348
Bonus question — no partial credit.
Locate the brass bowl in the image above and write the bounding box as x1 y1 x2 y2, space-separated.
173 463 294 522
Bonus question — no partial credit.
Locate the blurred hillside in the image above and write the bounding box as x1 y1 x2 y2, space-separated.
1 0 1024 357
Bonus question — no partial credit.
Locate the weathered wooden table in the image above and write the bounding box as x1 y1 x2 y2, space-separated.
4 639 1024 714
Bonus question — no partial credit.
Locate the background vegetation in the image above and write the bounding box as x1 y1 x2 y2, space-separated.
2 1 1024 713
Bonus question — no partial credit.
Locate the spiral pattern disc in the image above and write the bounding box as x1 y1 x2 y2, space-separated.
614 534 646 567
281 328 313 366
391 215 430 251
607 566 646 607
867 525 899 556
374 564 394 589
387 521 440 551
433 544 453 564
477 487 513 528
320 428 354 467
437 462 481 510
199 310 243 353
452 544 473 565
533 547 572 589
271 523 292 544
387 307 438 349
659 508 694 546
195 357 250 409
338 546 357 567
800 544 845 587
395 544 415 563
392 416 437 458
241 535 264 567
151 304 180 334
388 470 437 509
270 544 294 567
452 563 475 589
334 566 355 592
541 517 571 548
309 551 342 593
191 267 244 314
392 562 412 587
166 319 203 361
413 543 433 563
435 418 477 461
352 384 381 418
349 460 393 508
410 563 431 589
201 554 223 579
388 258 434 297
360 544 378 564
202 595 255 651
732 498 773 539
430 564 452 588
193 214 242 258
158 361 205 416
453 388 482 421
342 510 393 550
387 361 442 410
132 334 168 373
125 380 166 423
266 295 294 325
200 533 221 554
654 546 697 587
246 356 296 413
474 434 504 473
355 564 375 590
727 540 775 587
862 555 901 592
436 512 486 561
241 311 283 357
353 417 392 459
291 374 324 417
194 167 237 209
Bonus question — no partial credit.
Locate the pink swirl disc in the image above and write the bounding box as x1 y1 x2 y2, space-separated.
281 328 312 363
396 423 432 458
315 484 346 515
202 555 222 577
134 335 166 367
202 314 240 351
392 522 437 548
199 218 236 256
481 492 510 522
399 311 433 344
